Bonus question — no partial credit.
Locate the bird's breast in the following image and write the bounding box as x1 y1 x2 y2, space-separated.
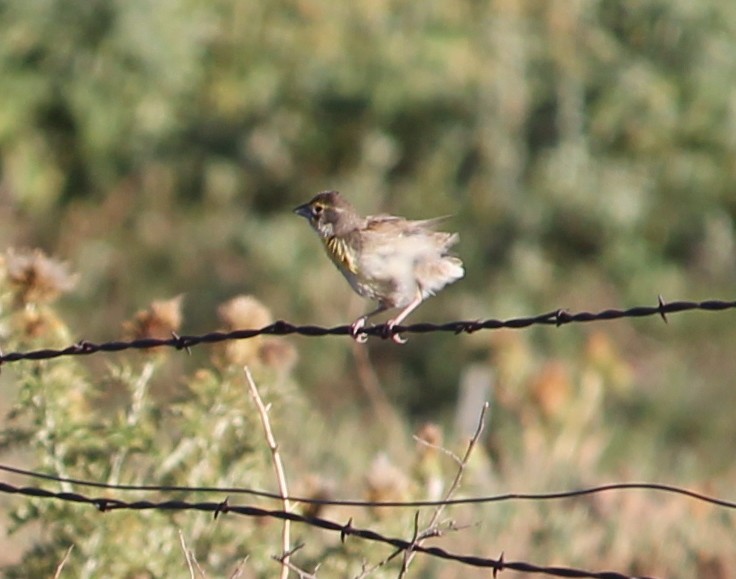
323 235 391 300
323 236 359 275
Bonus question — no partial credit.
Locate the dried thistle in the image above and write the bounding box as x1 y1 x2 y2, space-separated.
14 306 67 339
123 295 184 341
3 248 78 305
258 338 298 374
365 453 411 518
218 295 273 330
298 474 335 520
213 295 274 368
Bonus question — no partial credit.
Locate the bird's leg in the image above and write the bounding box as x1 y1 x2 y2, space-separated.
351 304 388 343
386 289 424 344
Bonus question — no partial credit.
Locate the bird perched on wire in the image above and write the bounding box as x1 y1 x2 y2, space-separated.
294 191 464 343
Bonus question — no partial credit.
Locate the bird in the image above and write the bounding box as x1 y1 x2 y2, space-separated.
293 191 464 344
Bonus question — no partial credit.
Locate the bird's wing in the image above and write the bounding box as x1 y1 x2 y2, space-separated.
365 214 454 233
364 215 459 252
407 215 453 229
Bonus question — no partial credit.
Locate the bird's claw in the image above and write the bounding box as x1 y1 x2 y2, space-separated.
387 322 407 344
351 317 407 344
351 317 368 343
391 332 407 344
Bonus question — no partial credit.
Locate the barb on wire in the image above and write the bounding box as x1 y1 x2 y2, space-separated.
1 463 734 511
0 297 733 366
0 479 655 579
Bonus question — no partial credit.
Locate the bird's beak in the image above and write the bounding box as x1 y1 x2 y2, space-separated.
293 203 312 220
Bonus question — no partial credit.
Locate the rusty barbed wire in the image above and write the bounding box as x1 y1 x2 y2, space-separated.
0 297 733 365
0 478 656 579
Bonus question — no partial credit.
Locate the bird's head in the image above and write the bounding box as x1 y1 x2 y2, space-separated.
293 191 362 238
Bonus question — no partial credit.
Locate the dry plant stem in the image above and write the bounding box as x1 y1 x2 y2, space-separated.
412 435 462 465
398 401 490 578
228 557 249 579
353 554 395 579
273 544 319 579
278 561 318 579
179 529 207 579
432 401 489 523
355 402 490 579
53 545 74 579
278 560 318 579
244 367 292 579
179 530 196 579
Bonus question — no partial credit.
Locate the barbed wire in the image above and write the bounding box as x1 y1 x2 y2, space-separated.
0 297 733 365
0 478 656 579
1 300 732 577
1 463 734 511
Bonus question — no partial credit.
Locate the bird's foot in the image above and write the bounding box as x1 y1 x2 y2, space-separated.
387 320 407 344
350 317 369 343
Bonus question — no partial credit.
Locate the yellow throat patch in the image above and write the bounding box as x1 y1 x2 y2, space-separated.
323 236 358 274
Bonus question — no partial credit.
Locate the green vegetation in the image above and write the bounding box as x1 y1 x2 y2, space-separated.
0 1 734 576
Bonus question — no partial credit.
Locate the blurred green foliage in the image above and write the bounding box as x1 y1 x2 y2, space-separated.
1 0 735 412
0 1 735 575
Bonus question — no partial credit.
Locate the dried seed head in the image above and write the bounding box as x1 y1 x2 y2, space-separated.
217 295 273 330
213 295 273 367
3 248 78 305
123 295 184 341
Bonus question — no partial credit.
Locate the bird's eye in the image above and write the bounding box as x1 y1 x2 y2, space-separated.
312 204 324 216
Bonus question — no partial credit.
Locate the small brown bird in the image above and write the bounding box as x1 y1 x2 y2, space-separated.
294 191 464 343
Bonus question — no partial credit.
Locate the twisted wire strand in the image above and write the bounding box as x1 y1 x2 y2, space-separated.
0 478 656 579
0 297 733 365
